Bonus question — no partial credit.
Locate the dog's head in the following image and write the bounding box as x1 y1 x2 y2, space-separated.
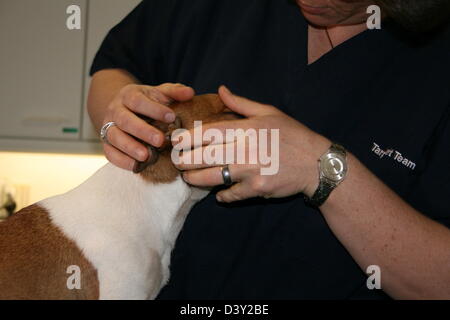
136 94 239 183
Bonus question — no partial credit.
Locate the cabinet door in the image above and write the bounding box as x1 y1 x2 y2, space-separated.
82 0 142 141
0 0 87 140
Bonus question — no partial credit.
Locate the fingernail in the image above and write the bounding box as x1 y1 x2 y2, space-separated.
165 113 176 123
223 85 232 95
152 134 162 146
216 194 223 202
136 150 147 161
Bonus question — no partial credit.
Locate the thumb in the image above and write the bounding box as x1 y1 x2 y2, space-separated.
218 85 275 117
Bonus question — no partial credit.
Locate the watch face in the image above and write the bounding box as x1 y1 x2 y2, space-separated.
320 153 347 183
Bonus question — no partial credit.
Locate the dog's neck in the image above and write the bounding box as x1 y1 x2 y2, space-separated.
38 163 207 299
41 163 207 258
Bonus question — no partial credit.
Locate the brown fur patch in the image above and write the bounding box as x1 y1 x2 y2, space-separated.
0 205 99 300
139 94 240 183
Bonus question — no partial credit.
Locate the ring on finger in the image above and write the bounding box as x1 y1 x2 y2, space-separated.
100 121 117 145
221 165 233 186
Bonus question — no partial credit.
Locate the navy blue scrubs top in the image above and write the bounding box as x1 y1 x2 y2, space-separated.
91 0 450 299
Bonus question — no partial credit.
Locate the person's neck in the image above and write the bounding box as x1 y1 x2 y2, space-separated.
308 23 367 65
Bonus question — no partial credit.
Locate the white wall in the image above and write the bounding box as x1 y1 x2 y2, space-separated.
0 152 107 210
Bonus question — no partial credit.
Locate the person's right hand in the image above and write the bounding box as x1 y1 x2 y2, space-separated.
102 83 195 171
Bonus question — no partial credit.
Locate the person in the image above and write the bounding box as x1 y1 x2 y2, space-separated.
87 0 450 299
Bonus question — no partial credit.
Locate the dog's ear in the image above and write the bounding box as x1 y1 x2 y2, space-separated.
133 94 239 174
132 116 182 174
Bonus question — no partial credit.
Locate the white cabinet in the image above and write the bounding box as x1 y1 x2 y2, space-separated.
82 0 142 141
0 0 141 153
0 0 87 140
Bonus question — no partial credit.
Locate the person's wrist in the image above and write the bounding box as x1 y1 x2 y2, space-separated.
303 134 332 198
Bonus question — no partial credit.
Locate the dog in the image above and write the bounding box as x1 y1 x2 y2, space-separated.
0 94 237 300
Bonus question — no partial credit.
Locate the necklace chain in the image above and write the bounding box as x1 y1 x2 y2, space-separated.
325 28 335 49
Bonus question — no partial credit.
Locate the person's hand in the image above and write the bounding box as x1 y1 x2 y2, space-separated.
102 83 195 170
174 86 331 203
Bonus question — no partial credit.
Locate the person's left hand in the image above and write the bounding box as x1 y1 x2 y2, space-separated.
173 86 331 203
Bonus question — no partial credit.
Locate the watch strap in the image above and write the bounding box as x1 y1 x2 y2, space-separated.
304 178 335 208
330 143 346 155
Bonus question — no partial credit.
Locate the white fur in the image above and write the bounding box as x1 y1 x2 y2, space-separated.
40 163 208 300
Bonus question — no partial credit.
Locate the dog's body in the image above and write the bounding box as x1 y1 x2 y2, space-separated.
0 94 233 300
6 164 205 299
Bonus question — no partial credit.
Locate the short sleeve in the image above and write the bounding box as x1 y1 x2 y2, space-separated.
89 0 172 84
406 105 450 228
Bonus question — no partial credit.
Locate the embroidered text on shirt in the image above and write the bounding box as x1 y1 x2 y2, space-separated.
371 142 416 170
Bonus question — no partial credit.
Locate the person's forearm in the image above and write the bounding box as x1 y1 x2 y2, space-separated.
87 69 139 131
320 153 450 299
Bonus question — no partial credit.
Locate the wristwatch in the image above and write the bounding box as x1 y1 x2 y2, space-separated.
304 143 348 208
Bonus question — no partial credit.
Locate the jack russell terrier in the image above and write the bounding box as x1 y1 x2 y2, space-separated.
0 94 237 300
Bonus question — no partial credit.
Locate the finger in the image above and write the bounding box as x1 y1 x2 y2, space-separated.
174 142 237 170
182 164 248 188
218 85 277 117
106 126 149 162
157 83 195 102
173 118 253 149
216 181 257 203
112 109 165 147
122 88 176 123
103 143 136 172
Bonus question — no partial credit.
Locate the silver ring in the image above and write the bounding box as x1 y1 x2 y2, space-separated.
221 165 233 186
100 121 117 145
